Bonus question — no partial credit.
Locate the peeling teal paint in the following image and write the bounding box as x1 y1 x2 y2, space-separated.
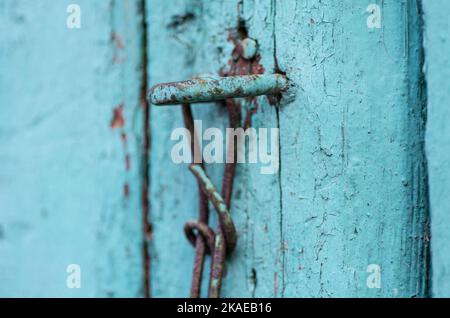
0 0 146 297
147 0 428 297
149 74 289 105
0 0 440 298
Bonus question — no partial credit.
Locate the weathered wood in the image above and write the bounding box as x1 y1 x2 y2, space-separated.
423 0 450 298
0 0 430 298
0 0 146 297
147 0 207 297
274 0 428 297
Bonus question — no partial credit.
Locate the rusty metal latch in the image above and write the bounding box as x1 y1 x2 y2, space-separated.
149 74 290 106
148 46 291 298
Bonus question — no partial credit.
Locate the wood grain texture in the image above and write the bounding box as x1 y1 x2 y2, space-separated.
274 0 428 297
147 0 428 297
0 0 146 297
147 0 283 297
0 0 430 298
423 0 450 298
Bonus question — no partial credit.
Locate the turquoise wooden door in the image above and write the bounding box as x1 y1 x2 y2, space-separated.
0 0 147 297
0 0 448 298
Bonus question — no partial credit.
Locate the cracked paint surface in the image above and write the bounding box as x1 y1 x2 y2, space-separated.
0 0 432 298
423 0 450 298
0 0 147 297
148 0 428 297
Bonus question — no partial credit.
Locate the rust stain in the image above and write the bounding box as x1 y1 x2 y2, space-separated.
121 131 127 143
111 32 127 64
141 56 152 243
221 28 266 128
244 98 259 129
110 104 125 129
221 31 265 77
119 132 132 172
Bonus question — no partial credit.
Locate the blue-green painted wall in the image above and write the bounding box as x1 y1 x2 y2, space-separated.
0 0 146 297
0 0 446 298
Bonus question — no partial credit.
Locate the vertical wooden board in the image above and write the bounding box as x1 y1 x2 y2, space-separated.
147 0 283 297
192 0 283 298
274 0 428 297
225 0 283 298
0 0 145 297
147 0 203 297
423 0 450 298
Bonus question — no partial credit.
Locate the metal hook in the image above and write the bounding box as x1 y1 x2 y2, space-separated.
148 74 290 105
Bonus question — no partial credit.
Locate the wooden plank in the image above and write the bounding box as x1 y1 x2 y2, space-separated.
274 0 428 297
423 0 450 298
147 0 283 297
0 0 146 297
